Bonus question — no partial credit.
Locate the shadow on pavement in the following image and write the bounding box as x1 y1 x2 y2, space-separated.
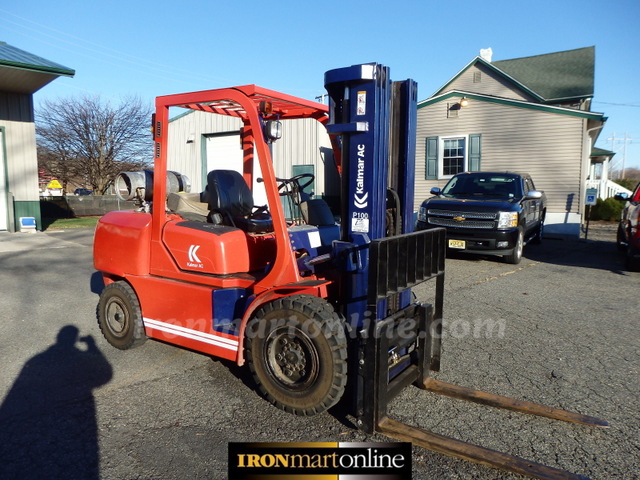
0 326 113 480
445 236 631 275
90 271 105 295
525 237 630 274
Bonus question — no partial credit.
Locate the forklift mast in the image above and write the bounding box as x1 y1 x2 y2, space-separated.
324 63 420 326
322 64 446 433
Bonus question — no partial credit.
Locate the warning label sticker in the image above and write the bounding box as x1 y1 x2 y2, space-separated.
352 216 369 233
357 91 366 115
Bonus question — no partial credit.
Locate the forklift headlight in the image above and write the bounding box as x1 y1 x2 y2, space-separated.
497 211 518 229
264 120 282 142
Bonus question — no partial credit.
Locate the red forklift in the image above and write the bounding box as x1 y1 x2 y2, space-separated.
94 63 606 479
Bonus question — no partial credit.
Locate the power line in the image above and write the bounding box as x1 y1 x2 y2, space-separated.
607 132 633 179
594 101 640 107
0 8 235 88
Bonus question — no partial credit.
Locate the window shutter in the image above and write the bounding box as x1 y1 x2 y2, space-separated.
425 136 438 179
468 134 481 171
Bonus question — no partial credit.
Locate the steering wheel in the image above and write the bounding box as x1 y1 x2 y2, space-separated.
276 173 315 196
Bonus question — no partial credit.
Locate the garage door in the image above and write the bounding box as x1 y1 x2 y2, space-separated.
0 129 7 231
205 133 267 207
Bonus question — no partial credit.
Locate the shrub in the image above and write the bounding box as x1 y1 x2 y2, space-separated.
589 197 625 221
614 178 637 191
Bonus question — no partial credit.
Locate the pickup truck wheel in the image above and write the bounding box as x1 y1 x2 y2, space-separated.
245 295 348 416
504 227 524 264
97 281 146 350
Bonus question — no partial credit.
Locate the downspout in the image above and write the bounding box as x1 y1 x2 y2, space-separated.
0 126 13 232
582 122 605 231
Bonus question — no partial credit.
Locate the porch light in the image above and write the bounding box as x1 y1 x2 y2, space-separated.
459 97 469 108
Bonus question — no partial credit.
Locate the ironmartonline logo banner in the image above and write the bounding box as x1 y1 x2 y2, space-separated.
228 442 412 479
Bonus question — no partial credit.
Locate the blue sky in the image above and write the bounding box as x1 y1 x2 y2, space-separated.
2 0 639 170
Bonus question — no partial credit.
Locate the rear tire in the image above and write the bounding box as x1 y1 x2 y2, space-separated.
245 295 347 416
504 227 524 264
97 281 146 350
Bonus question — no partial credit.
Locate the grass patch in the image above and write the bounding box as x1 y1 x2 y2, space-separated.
43 216 101 230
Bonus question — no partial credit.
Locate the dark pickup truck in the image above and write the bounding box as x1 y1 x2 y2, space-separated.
416 172 546 264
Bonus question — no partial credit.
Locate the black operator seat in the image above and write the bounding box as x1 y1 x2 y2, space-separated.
206 169 273 234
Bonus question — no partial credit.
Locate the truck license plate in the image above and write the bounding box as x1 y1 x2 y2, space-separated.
448 239 466 249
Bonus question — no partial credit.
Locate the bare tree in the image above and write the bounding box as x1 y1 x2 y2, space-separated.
624 167 640 181
37 95 153 194
37 144 76 194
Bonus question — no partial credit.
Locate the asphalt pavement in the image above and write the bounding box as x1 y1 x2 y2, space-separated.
0 226 637 480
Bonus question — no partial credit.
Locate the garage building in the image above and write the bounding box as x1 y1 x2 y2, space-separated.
0 41 74 231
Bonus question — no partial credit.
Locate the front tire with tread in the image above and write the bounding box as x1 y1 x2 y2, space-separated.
245 295 348 416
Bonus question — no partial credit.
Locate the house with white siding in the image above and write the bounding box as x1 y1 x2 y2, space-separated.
414 46 619 236
0 42 74 231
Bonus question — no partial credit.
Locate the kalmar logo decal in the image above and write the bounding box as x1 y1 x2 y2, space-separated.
187 244 203 268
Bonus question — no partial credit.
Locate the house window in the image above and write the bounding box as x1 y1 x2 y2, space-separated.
425 134 482 180
442 138 465 176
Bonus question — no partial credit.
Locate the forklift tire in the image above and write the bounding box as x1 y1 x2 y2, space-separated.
245 295 348 416
97 281 147 350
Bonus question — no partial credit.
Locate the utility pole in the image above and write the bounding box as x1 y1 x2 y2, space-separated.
607 132 633 178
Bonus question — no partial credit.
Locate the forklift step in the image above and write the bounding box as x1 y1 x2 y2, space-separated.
423 378 608 428
378 417 591 480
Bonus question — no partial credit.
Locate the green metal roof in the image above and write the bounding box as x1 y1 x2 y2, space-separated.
418 90 605 122
0 41 75 76
591 146 615 157
492 47 594 102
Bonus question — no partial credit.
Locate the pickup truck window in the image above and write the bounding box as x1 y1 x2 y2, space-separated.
442 174 522 198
